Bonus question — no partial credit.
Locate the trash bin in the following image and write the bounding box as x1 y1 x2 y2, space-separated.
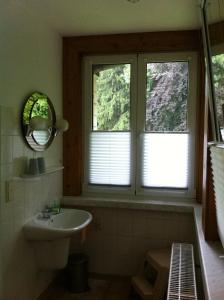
66 253 89 293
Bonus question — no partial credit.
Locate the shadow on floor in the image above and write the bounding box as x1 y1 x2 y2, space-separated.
38 276 141 300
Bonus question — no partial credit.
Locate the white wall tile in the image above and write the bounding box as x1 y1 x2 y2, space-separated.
116 209 133 236
0 2 62 299
82 207 196 277
132 213 149 237
116 236 132 256
100 209 117 235
12 135 24 160
11 178 25 206
0 106 17 136
0 136 13 164
23 144 35 160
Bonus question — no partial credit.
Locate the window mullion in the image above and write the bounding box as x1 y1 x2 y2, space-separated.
135 55 147 195
83 56 93 191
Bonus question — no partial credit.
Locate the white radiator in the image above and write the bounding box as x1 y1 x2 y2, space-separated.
167 243 197 300
210 145 224 248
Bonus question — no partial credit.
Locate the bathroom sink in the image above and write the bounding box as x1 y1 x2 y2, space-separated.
23 208 92 241
23 208 92 270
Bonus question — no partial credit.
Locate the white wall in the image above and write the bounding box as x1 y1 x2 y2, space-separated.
70 206 196 276
0 1 62 299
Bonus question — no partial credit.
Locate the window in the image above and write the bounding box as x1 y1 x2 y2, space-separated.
84 53 197 198
90 63 132 186
212 50 224 140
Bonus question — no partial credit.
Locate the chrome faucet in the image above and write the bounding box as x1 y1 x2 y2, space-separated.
41 206 52 219
41 203 61 219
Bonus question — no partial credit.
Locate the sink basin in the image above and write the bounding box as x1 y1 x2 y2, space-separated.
23 208 92 270
24 208 92 241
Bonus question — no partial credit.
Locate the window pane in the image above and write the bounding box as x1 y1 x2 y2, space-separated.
212 54 224 139
89 132 131 185
142 133 188 188
146 62 189 132
92 64 131 131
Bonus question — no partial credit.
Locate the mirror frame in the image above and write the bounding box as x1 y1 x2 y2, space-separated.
21 92 56 151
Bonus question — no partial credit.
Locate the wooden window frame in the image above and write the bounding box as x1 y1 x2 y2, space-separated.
82 53 197 198
202 21 224 240
63 30 205 204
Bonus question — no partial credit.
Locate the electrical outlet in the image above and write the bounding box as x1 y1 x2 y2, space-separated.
5 180 14 202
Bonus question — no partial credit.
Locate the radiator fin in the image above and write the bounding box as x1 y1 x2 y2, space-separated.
167 243 197 300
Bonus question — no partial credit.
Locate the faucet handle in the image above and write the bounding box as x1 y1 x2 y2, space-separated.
41 206 52 219
45 205 51 211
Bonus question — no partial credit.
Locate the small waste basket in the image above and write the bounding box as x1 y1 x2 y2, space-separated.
66 253 89 293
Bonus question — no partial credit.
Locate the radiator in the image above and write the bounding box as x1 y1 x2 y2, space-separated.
167 243 197 300
210 145 224 248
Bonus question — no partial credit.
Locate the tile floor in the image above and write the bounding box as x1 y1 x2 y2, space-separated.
38 277 140 300
37 270 204 300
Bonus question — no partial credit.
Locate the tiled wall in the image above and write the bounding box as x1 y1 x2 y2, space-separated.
70 206 195 276
0 2 62 299
0 106 62 300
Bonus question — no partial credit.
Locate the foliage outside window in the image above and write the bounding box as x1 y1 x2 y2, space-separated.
146 62 188 132
93 64 130 131
212 54 224 138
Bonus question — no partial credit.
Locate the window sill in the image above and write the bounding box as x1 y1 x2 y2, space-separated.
62 195 197 213
194 206 224 300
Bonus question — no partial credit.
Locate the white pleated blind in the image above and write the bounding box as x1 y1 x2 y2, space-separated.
89 132 131 185
33 131 50 145
210 146 224 248
142 133 189 188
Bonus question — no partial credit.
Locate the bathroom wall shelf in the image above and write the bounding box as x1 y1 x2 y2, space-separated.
21 166 64 179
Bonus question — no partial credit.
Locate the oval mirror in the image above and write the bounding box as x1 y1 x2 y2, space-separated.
21 92 56 151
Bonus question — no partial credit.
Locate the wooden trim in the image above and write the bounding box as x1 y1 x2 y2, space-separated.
201 78 219 240
63 30 202 197
63 42 83 195
202 75 209 233
201 72 219 240
200 21 224 240
64 30 200 54
202 149 218 240
195 39 206 204
209 20 224 46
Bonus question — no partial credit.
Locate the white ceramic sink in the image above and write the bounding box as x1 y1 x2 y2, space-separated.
23 208 92 270
24 208 92 241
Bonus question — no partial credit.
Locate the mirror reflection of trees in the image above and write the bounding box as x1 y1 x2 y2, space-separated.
23 92 49 125
22 92 56 151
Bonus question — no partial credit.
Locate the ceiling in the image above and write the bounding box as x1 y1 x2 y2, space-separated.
5 0 224 36
14 0 202 36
